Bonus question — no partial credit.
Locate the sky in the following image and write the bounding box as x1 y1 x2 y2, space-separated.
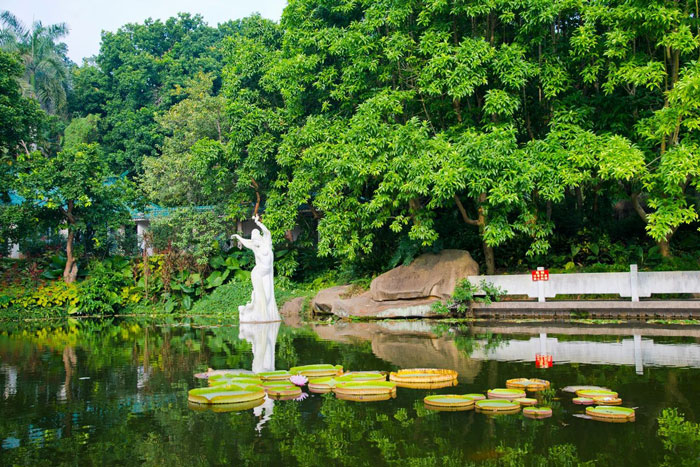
1 0 288 63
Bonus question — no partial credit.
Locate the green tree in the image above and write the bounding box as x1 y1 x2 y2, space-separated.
0 49 46 253
0 10 70 114
16 117 136 281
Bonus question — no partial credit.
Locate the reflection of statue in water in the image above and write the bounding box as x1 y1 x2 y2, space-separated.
232 215 280 323
238 322 280 373
239 321 280 433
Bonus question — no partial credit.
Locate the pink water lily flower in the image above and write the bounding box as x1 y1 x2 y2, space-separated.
295 392 309 401
290 374 308 386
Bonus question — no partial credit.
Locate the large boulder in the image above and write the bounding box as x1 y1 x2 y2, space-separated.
309 249 478 319
370 249 478 301
311 285 351 315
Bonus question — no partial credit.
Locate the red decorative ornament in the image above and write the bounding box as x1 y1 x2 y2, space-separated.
531 269 550 281
535 354 553 368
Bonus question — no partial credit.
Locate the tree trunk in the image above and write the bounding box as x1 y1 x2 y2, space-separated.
631 192 674 258
454 193 495 274
483 241 495 275
658 237 671 258
63 230 79 283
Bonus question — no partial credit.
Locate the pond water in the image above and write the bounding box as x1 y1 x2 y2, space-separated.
1 317 699 465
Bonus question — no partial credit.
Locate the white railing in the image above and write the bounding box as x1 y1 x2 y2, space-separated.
467 265 700 302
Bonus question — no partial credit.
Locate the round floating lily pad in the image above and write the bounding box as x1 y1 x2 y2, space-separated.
188 384 265 405
573 397 594 405
334 381 397 396
336 392 394 402
586 406 635 422
523 406 553 419
264 384 302 398
289 364 343 377
336 372 386 382
506 378 550 391
592 396 622 406
576 389 618 398
208 374 262 387
464 393 486 401
394 380 457 390
475 399 521 413
257 370 291 381
515 397 538 406
188 398 265 413
488 388 527 400
389 368 458 384
562 385 610 394
307 377 338 393
424 395 476 408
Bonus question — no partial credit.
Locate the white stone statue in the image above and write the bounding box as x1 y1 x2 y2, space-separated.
232 215 281 323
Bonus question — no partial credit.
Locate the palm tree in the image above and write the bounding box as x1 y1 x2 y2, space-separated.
0 10 70 114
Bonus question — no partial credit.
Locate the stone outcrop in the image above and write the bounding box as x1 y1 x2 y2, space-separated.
370 249 478 301
311 249 478 319
311 285 351 315
280 297 305 327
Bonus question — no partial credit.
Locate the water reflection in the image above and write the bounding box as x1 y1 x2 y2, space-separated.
239 322 280 373
1 318 699 465
238 322 281 432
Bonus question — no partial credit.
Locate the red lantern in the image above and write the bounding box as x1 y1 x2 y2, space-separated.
535 354 553 368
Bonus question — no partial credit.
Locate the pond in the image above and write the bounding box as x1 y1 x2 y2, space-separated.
1 317 699 465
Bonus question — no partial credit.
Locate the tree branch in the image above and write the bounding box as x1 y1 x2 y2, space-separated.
454 195 480 226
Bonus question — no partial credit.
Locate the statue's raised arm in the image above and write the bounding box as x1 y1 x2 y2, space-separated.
253 214 271 238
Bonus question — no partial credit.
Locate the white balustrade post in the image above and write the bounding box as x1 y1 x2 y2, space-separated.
537 267 546 302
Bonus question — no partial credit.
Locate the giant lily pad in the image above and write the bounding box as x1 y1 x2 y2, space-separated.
576 389 618 399
334 381 397 396
523 406 553 419
208 374 262 387
263 383 302 399
188 384 265 405
475 399 521 413
586 406 635 422
336 392 394 402
188 399 264 413
289 364 343 377
257 370 291 381
389 368 458 384
514 397 538 406
487 388 527 400
424 395 475 409
308 377 338 393
336 372 386 382
506 378 550 391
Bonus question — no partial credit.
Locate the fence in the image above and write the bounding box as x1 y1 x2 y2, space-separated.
467 265 700 302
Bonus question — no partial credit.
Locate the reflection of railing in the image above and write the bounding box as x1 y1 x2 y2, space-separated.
469 333 700 373
468 265 700 302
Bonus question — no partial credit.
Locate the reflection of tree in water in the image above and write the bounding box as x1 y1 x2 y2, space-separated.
453 327 506 357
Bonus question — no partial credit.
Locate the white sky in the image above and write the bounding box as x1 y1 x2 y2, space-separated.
1 0 287 63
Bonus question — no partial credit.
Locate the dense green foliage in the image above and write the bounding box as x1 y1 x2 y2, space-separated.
3 2 700 314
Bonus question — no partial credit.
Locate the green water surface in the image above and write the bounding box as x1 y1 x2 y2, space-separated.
0 318 699 466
